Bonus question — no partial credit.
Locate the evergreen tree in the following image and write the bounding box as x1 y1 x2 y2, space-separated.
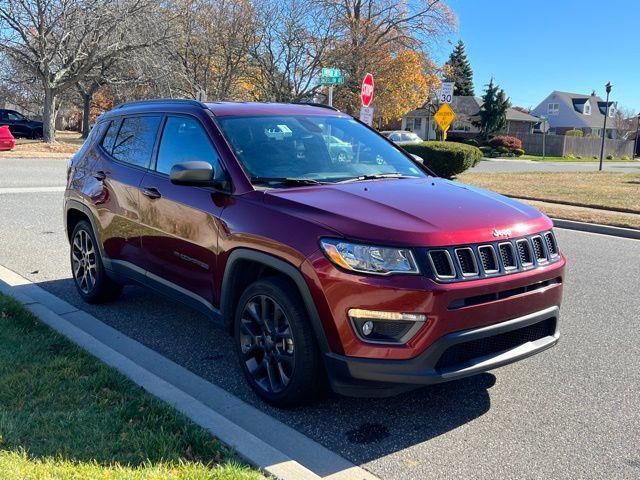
444 40 474 96
474 79 510 140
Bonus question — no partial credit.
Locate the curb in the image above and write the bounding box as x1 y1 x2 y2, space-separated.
552 218 640 240
0 264 378 480
512 195 640 215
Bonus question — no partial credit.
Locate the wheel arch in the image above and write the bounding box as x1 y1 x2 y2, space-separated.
65 200 108 261
220 248 330 354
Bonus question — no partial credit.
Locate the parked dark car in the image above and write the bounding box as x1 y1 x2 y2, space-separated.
64 99 565 407
0 109 43 139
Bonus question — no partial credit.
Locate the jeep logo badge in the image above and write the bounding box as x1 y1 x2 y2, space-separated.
492 228 512 238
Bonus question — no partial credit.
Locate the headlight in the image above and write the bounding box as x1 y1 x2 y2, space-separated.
320 239 419 275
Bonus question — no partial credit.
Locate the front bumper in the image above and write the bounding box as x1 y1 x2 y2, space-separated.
324 306 560 397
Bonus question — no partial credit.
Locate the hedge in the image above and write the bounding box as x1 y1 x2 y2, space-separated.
404 141 483 178
566 129 584 137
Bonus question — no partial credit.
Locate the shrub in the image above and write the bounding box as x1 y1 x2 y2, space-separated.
462 138 479 147
592 155 598 159
497 146 510 154
513 148 525 157
403 141 483 178
621 155 631 161
488 135 522 151
479 146 492 155
606 154 614 160
566 129 584 137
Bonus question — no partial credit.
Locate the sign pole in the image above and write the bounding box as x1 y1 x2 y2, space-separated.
542 129 546 160
328 85 333 107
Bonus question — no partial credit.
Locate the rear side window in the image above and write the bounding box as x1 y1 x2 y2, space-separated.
156 116 221 175
111 116 162 168
101 120 120 154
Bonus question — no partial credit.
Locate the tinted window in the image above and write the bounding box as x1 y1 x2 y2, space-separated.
101 120 120 154
156 116 220 175
7 111 24 121
111 116 161 168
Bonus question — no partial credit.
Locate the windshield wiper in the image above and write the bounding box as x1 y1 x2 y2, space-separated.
251 176 327 186
336 173 417 184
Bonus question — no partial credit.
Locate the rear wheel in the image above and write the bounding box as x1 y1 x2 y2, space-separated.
70 221 122 303
234 277 323 407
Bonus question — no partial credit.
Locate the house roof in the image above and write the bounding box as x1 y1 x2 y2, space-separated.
550 91 615 129
404 96 539 123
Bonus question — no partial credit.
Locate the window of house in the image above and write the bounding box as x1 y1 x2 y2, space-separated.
583 101 591 115
111 115 162 168
413 118 422 130
548 103 559 115
156 116 222 175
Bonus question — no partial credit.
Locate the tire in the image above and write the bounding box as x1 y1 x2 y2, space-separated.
234 277 323 407
70 220 122 303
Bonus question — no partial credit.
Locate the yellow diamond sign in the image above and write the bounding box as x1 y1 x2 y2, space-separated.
434 103 456 131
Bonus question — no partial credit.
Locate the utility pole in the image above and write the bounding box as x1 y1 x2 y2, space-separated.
599 82 612 171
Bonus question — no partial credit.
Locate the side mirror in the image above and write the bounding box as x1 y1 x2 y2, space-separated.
169 161 214 186
411 154 424 163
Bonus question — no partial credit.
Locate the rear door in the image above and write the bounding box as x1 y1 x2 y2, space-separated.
93 114 162 272
138 114 227 311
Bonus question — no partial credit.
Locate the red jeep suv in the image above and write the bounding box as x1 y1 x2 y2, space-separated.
64 99 565 406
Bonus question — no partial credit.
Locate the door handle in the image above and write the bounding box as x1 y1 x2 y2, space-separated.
142 187 162 199
93 170 107 181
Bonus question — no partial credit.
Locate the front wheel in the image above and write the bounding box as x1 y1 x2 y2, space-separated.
234 277 323 407
70 221 122 303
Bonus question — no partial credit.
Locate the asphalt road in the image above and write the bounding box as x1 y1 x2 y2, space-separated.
472 159 640 173
1 158 639 479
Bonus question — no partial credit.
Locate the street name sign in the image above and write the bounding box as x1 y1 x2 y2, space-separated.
319 68 344 86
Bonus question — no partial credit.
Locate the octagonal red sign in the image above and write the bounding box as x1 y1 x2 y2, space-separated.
361 73 374 107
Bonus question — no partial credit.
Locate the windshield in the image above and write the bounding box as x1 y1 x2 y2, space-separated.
217 115 427 186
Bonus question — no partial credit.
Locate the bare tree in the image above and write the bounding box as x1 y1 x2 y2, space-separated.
323 0 456 112
0 0 168 142
163 0 255 101
247 0 335 102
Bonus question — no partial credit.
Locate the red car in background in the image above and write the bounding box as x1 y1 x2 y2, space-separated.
64 99 565 407
0 125 15 151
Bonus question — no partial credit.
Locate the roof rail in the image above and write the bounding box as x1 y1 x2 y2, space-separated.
295 102 340 112
115 98 208 109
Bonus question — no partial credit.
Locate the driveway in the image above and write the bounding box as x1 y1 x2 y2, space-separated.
1 157 639 479
473 158 640 173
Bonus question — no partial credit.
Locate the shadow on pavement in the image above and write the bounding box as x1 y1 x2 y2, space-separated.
34 277 494 466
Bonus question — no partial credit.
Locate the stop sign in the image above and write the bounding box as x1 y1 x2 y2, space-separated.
361 73 374 107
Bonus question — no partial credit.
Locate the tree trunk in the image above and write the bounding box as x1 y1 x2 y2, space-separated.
42 88 58 143
81 92 92 139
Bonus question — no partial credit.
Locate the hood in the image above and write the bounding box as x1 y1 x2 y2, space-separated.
263 177 552 247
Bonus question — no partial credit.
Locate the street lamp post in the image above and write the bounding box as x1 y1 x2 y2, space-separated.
598 82 612 171
634 114 640 159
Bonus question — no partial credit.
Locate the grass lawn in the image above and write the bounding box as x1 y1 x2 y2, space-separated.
0 293 263 480
497 154 638 162
458 172 640 230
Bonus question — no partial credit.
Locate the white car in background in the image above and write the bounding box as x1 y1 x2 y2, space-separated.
382 130 423 146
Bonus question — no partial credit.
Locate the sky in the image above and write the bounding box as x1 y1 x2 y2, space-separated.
437 0 639 114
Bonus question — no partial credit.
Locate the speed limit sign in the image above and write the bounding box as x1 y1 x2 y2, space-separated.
439 82 454 104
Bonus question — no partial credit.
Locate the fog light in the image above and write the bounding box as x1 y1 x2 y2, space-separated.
362 320 374 336
348 309 426 344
